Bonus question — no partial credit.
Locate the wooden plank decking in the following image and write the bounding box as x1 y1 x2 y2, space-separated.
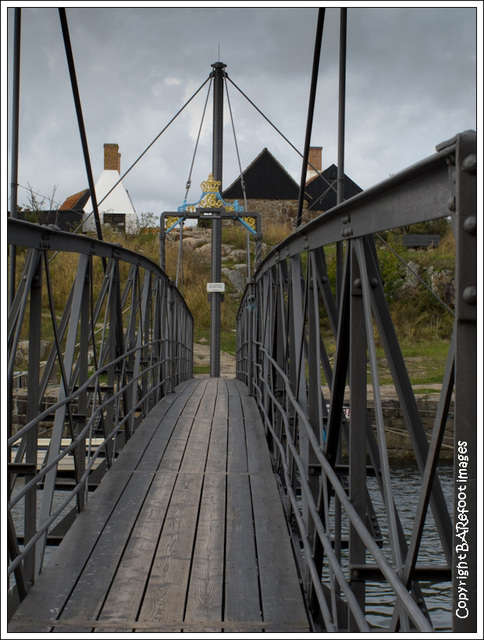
9 378 310 633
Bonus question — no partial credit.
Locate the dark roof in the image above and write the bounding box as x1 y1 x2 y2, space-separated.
59 188 90 212
222 148 301 200
305 164 362 212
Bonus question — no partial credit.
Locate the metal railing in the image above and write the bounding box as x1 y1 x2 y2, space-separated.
236 131 477 632
7 219 193 612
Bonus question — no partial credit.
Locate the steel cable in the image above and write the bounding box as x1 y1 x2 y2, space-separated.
296 8 325 227
80 76 211 231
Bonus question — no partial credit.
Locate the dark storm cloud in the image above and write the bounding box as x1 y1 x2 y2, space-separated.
3 3 479 219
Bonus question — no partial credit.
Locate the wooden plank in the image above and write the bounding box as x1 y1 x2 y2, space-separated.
227 378 244 418
8 381 196 632
53 469 155 633
242 394 310 632
174 378 207 418
224 471 262 627
205 415 228 474
179 417 212 474
95 471 178 633
134 386 198 471
137 471 204 627
214 378 229 416
158 416 194 472
132 386 198 472
9 377 311 634
134 413 180 472
226 381 248 474
184 473 226 632
196 387 217 419
8 469 133 632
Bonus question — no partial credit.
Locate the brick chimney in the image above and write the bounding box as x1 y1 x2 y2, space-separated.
307 147 322 173
104 143 121 173
306 146 322 184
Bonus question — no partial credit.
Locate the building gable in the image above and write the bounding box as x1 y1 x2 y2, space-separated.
222 148 300 200
59 188 90 212
305 163 362 212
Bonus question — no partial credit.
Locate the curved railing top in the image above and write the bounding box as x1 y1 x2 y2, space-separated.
254 130 475 280
236 129 477 632
7 218 194 611
8 218 190 307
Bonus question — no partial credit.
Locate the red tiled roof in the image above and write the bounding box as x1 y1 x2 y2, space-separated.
59 189 90 211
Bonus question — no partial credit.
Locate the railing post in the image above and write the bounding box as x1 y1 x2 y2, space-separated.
246 279 254 396
159 213 166 271
24 251 42 585
35 253 90 574
74 256 90 509
7 220 194 612
348 241 367 629
167 282 176 393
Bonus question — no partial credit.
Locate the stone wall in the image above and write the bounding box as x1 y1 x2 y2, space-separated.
225 198 320 232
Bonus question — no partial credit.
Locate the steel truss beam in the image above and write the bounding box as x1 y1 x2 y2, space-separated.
236 131 477 632
7 220 193 612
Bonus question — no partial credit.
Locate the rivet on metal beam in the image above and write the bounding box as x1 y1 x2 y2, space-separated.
463 216 477 235
462 285 477 306
462 154 477 174
447 196 455 212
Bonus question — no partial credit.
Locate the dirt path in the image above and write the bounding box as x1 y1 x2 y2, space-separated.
193 340 236 378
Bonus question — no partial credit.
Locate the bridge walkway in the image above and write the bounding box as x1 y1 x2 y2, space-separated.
8 377 310 633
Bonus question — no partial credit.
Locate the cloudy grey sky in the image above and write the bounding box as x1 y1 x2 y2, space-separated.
3 2 480 221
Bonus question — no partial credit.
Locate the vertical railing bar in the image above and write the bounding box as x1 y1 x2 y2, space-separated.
390 333 456 632
348 240 368 630
35 253 90 575
307 251 326 610
131 269 152 422
7 250 39 381
354 238 404 571
96 259 117 369
363 236 453 560
324 245 351 466
105 260 120 456
23 251 42 584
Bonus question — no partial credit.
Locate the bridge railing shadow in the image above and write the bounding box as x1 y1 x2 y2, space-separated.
6 220 193 613
236 131 476 632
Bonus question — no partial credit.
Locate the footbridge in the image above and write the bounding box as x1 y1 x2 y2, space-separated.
7 129 477 633
6 7 478 634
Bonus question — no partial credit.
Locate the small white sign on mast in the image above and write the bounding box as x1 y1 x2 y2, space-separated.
207 282 225 293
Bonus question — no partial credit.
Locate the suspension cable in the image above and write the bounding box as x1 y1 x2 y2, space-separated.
183 77 213 203
59 8 104 245
37 74 211 277
375 233 455 316
224 76 248 212
297 8 325 227
224 76 251 277
307 179 338 211
226 76 335 199
82 75 212 230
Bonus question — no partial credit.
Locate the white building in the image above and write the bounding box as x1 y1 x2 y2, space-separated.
83 143 138 234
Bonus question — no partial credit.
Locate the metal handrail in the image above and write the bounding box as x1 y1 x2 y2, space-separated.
236 131 477 632
7 219 193 606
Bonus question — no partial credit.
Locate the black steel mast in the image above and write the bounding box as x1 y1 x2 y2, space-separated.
210 61 226 377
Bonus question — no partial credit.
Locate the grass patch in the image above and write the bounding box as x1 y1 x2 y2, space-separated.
193 365 210 375
375 339 450 385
